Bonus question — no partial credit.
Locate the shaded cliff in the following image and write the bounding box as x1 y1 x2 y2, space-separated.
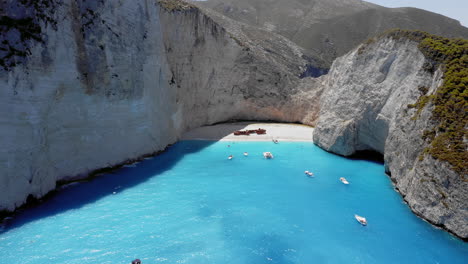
313 30 467 239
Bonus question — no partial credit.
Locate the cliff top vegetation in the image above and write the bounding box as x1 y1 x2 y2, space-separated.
363 29 467 175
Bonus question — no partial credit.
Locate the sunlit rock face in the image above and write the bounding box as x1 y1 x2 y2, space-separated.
313 37 467 239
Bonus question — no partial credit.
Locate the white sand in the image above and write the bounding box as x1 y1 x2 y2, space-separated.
181 122 314 142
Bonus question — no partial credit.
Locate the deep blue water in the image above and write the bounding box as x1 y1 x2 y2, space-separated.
0 141 467 264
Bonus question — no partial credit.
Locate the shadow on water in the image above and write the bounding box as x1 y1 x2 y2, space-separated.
1 122 257 233
1 122 271 233
0 140 209 233
348 150 384 165
0 121 379 235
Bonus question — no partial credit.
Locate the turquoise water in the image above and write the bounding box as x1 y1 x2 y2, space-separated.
0 141 467 264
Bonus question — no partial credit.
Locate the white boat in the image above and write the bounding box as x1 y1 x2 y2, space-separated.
228 155 233 160
263 152 274 159
340 177 349 184
355 214 367 226
243 152 248 156
305 170 314 177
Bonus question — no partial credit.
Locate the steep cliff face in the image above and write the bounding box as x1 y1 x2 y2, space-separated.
0 0 177 211
157 4 316 129
0 0 320 212
313 33 467 238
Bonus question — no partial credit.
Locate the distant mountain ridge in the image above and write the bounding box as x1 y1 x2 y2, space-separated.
193 0 468 67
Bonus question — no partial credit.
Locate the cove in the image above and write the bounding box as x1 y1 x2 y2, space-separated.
0 141 467 264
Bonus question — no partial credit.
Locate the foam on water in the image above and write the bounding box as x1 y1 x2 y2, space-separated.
0 141 467 264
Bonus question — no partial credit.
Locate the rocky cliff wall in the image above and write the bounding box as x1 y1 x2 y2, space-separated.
0 0 177 211
0 0 321 212
313 35 467 239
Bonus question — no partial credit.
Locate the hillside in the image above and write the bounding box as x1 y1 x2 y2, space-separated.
194 0 468 67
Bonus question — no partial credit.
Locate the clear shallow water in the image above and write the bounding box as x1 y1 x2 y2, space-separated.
0 141 467 264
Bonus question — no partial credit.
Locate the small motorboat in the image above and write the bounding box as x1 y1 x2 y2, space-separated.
272 139 279 144
228 155 233 160
263 152 274 159
132 259 141 264
340 177 349 184
355 214 367 226
305 170 314 177
243 152 248 156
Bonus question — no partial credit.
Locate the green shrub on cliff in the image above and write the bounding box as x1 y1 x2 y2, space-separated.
418 34 467 175
379 29 467 175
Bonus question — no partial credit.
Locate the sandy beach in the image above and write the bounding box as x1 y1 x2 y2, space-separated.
181 122 314 142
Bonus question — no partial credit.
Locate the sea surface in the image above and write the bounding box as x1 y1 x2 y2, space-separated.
0 141 467 264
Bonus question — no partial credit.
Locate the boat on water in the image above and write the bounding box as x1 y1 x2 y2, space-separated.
355 214 367 226
340 177 349 184
272 139 279 144
263 152 274 159
305 170 314 177
228 155 233 160
243 152 248 156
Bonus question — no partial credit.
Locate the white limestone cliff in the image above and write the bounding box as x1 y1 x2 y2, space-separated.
0 0 177 211
313 37 467 239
